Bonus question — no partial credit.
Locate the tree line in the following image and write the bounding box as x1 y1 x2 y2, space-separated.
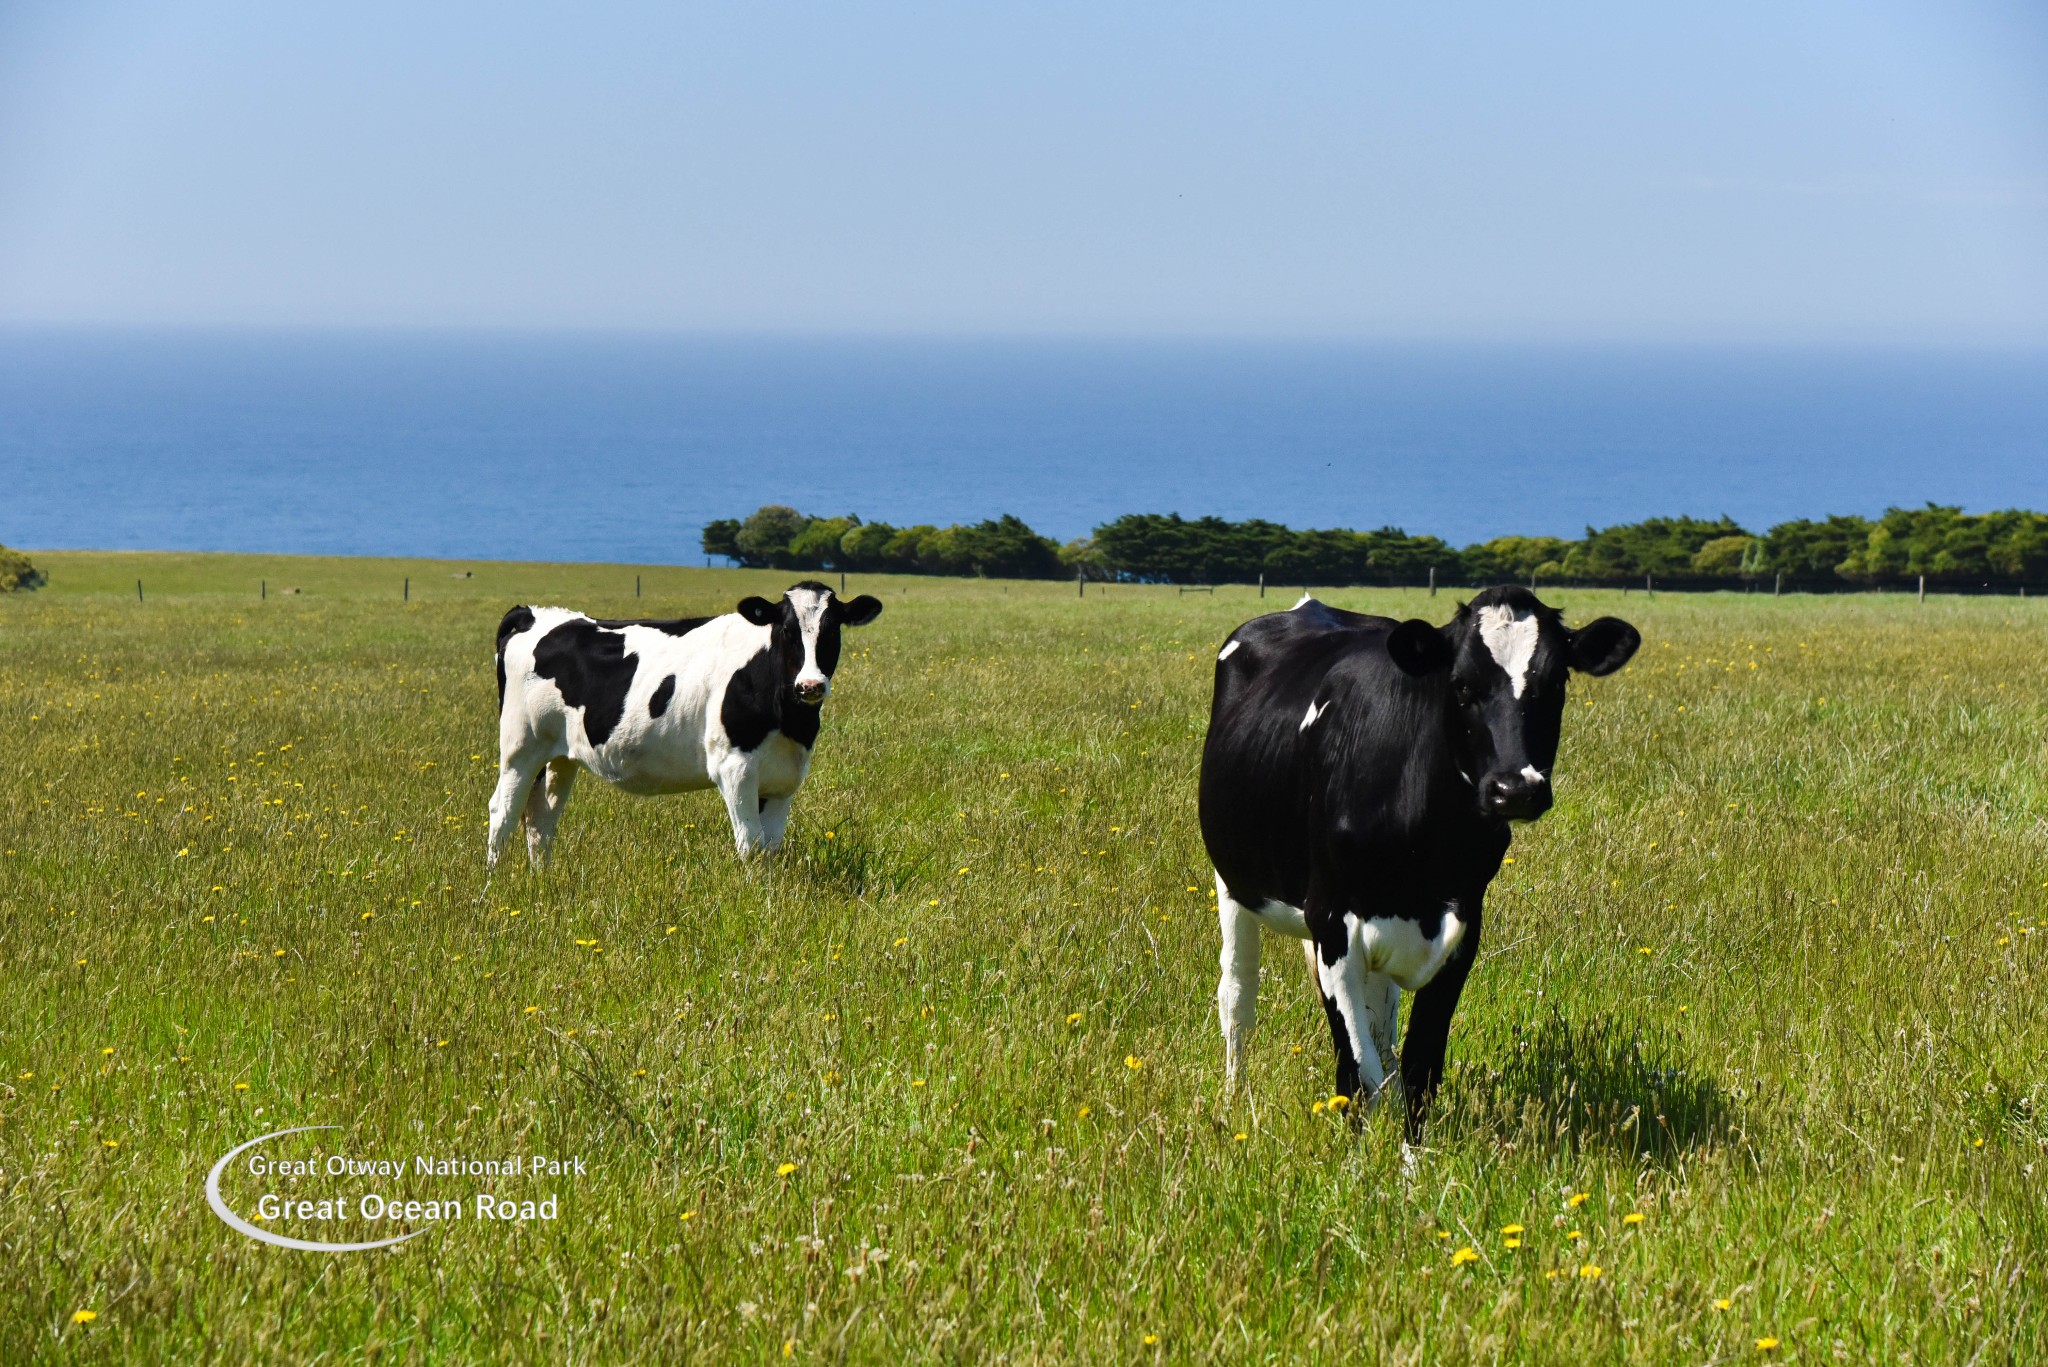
703 505 2048 587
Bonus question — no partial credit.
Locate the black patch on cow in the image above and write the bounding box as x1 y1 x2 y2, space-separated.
531 619 640 748
495 606 536 706
591 616 715 638
647 674 676 718
719 646 823 752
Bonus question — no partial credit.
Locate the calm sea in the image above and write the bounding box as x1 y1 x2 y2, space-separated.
4 332 2045 563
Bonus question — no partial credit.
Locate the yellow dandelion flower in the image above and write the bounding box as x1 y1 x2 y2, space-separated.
1622 1212 1645 1226
776 1162 798 1177
101 1047 115 1056
1077 1106 1091 1119
1311 1100 1326 1114
1067 1011 1085 1025
1124 1055 1144 1070
1578 1264 1603 1279
1568 1192 1589 1207
524 1005 539 1014
1450 1246 1479 1266
71 1309 97 1324
681 1210 696 1220
1567 1229 1583 1239
234 1082 249 1091
1232 1132 1247 1142
1756 1338 1780 1351
1326 1094 1350 1112
1143 1334 1158 1346
1503 1237 1521 1249
634 1068 647 1077
894 936 907 947
1501 1223 1524 1235
1715 1298 1733 1311
102 1139 119 1149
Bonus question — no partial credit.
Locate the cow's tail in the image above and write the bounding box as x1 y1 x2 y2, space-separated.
494 606 537 708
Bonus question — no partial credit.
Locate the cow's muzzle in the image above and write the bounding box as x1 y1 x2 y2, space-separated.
793 678 828 705
1481 772 1551 821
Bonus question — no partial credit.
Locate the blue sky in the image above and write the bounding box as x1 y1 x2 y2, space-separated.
1 0 2044 341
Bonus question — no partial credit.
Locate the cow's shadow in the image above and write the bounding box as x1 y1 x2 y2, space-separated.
1443 1013 1740 1162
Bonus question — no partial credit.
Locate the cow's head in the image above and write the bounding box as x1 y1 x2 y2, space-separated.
1386 586 1639 821
736 582 884 706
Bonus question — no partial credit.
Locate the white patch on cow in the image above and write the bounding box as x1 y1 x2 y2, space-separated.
1519 764 1544 784
1247 899 1309 938
1215 873 1262 1086
1300 699 1325 731
788 585 833 699
1355 905 1467 991
1318 921 1388 1097
1217 638 1241 661
1476 603 1541 699
1291 592 1316 609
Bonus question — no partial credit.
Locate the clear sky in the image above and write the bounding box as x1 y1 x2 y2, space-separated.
1 0 2044 342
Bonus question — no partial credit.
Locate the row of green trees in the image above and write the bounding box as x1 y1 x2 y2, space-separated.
704 505 2048 586
703 509 1064 580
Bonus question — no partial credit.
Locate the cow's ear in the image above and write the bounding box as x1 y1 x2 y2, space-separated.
1386 619 1454 676
1568 617 1641 676
839 594 883 626
736 597 780 627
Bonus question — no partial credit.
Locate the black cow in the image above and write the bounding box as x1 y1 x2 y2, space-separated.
1200 586 1639 1141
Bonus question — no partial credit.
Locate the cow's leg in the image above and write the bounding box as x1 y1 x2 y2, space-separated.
486 754 544 869
1400 907 1482 1145
1367 973 1402 1081
524 758 578 868
759 792 795 852
1215 874 1263 1088
714 757 767 858
1311 910 1388 1112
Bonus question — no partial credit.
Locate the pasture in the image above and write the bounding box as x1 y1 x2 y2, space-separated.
2 551 2044 1364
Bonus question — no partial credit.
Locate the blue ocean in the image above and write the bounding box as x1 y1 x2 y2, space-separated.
4 332 2044 562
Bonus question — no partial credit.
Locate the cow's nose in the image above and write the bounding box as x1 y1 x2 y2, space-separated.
1482 773 1551 820
794 678 827 703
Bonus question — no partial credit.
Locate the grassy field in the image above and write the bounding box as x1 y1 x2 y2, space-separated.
2 550 2045 1364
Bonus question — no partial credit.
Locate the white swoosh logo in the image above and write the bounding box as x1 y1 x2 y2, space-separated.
206 1125 427 1253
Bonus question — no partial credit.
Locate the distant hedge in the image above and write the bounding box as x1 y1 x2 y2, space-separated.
0 545 44 592
704 504 2048 589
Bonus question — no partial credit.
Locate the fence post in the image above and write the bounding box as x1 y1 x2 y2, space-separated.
136 579 143 604
1917 574 1925 604
636 574 641 598
1077 569 1084 599
1774 572 1781 598
840 570 846 594
1646 574 1654 599
403 577 409 602
1428 566 1436 597
261 579 266 600
1258 572 1265 599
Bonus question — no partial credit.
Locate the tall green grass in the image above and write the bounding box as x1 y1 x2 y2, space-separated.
1 551 2043 1363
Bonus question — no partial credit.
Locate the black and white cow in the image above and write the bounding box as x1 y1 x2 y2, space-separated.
1200 586 1639 1142
488 582 882 866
